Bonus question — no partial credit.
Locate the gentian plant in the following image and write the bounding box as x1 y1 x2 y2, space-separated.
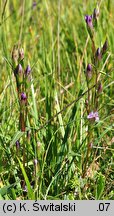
83 7 108 177
12 47 31 167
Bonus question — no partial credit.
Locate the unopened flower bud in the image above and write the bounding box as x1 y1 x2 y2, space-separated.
25 65 31 76
12 46 19 64
16 140 20 149
34 159 38 166
93 8 99 19
85 15 93 28
19 48 24 61
21 92 27 101
85 15 94 39
96 48 102 61
96 47 100 56
33 1 37 8
85 99 89 106
86 64 92 79
87 64 92 71
102 39 108 54
14 64 23 76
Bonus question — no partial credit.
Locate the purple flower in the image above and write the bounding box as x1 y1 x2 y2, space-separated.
25 65 31 76
87 64 92 71
87 111 99 122
85 15 93 28
96 48 102 60
96 48 100 55
16 140 20 149
21 92 27 101
86 64 92 79
14 64 23 76
18 64 23 74
34 159 38 166
33 2 37 8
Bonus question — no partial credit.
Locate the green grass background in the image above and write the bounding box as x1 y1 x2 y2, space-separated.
0 0 114 200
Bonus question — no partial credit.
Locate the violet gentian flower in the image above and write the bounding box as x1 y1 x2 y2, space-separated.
96 47 100 55
85 15 93 28
14 64 23 85
87 63 92 71
86 64 92 79
16 140 20 149
96 48 102 60
21 92 27 101
87 111 99 122
18 64 23 73
14 64 23 76
25 65 31 75
33 2 37 8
